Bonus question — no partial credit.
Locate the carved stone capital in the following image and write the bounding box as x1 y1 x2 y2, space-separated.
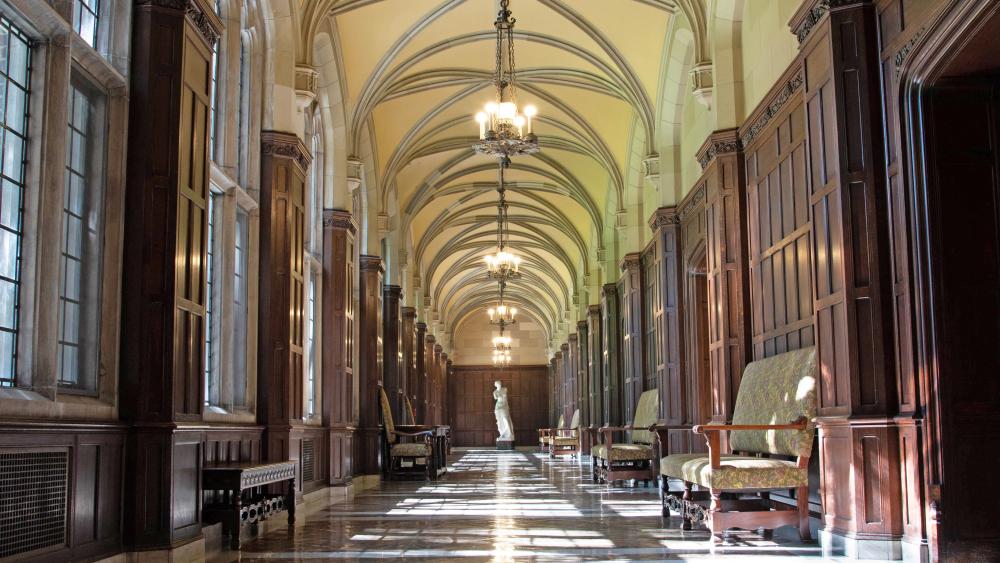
295 65 319 109
696 128 741 170
642 154 660 189
377 212 390 234
346 157 363 191
689 61 714 109
596 246 607 263
323 209 357 233
648 206 680 232
261 130 312 172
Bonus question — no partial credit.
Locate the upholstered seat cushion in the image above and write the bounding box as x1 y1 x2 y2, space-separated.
660 453 807 490
591 443 653 461
552 436 579 445
391 442 431 457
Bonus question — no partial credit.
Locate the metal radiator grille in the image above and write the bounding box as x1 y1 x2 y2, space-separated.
301 439 314 483
0 450 69 558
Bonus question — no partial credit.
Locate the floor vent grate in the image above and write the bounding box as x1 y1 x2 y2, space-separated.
0 450 69 558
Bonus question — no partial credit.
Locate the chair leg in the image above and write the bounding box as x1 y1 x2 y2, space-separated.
681 481 693 530
709 488 723 540
797 485 812 541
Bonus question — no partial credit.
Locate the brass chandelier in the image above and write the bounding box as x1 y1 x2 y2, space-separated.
473 0 538 158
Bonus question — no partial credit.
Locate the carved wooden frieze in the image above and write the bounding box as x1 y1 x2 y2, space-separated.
261 130 312 172
740 71 804 148
648 207 680 232
323 209 357 233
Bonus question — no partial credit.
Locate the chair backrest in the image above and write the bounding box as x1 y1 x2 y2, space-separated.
729 346 818 458
556 414 565 429
569 409 580 429
404 394 417 425
378 387 396 444
631 390 659 444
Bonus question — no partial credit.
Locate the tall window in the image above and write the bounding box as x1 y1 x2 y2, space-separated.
58 81 104 390
209 42 219 162
0 19 31 388
73 0 100 47
236 34 248 183
232 207 249 407
204 192 220 404
305 271 316 416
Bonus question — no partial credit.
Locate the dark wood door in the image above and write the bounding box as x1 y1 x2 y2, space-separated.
926 78 1000 560
449 366 550 447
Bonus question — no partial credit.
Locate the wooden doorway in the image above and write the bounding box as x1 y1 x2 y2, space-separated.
685 250 712 454
906 3 1000 558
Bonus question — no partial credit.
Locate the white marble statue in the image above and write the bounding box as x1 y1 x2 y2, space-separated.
493 381 515 441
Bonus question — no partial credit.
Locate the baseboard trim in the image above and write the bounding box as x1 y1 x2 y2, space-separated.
820 528 903 561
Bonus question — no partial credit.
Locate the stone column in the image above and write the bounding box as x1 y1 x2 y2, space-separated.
401 307 416 424
121 0 222 549
354 255 383 477
383 285 402 424
792 1 903 556
322 210 356 484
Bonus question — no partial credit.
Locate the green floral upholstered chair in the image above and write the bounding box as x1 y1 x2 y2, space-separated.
378 386 437 480
538 413 565 453
591 389 659 486
655 346 817 541
550 409 581 458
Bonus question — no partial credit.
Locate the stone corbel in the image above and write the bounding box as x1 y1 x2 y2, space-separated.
596 246 607 263
377 212 390 234
690 61 714 109
642 154 660 190
615 209 629 231
294 65 319 112
346 157 363 192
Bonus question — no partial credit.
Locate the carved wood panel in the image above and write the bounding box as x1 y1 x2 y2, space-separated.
449 366 550 446
601 284 622 426
619 254 643 421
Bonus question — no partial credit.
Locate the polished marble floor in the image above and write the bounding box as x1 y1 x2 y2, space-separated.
220 448 893 562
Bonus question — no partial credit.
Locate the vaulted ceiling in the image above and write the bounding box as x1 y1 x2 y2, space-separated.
323 0 685 355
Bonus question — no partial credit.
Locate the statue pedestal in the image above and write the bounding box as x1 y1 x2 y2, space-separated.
496 439 515 451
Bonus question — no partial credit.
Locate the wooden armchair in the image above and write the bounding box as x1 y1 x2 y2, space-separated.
549 409 581 458
655 346 817 541
538 414 565 453
590 389 659 486
378 386 437 480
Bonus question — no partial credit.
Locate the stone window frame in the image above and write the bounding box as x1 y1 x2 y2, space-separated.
0 0 129 420
301 108 323 424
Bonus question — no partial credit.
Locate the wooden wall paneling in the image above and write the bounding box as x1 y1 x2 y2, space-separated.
449 366 550 446
576 321 590 449
547 359 556 426
321 210 356 484
424 334 436 424
258 130 311 495
354 255 383 476
382 285 402 423
619 253 643 421
678 183 708 455
444 359 453 428
121 0 221 549
586 305 603 436
699 129 751 428
567 335 579 421
649 208 684 435
600 284 622 426
553 350 564 422
415 322 427 422
795 0 903 545
401 308 416 423
641 242 662 396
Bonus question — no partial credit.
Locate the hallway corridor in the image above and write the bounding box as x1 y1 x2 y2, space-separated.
222 450 886 562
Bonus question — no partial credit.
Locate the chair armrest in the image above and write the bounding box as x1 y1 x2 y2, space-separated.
396 424 435 432
692 417 808 435
598 425 630 434
390 430 434 438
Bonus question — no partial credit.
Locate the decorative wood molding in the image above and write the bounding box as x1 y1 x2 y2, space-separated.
136 0 223 46
790 0 866 44
560 343 570 352
322 209 356 233
261 130 312 172
359 254 383 273
894 27 926 72
588 304 601 316
678 184 706 221
648 206 680 232
697 128 741 170
402 307 416 319
426 334 436 344
619 252 641 273
577 320 589 331
739 69 804 148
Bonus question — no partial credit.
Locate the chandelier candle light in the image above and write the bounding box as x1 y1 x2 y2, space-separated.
473 0 539 158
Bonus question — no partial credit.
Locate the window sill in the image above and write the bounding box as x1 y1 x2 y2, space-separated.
0 388 116 421
203 408 256 424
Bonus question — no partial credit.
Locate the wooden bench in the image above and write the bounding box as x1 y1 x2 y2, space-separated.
202 461 296 550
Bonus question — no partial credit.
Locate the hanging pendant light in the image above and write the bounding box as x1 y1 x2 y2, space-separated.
472 0 539 158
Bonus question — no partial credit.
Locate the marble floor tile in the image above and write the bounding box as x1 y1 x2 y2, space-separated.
213 448 892 562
